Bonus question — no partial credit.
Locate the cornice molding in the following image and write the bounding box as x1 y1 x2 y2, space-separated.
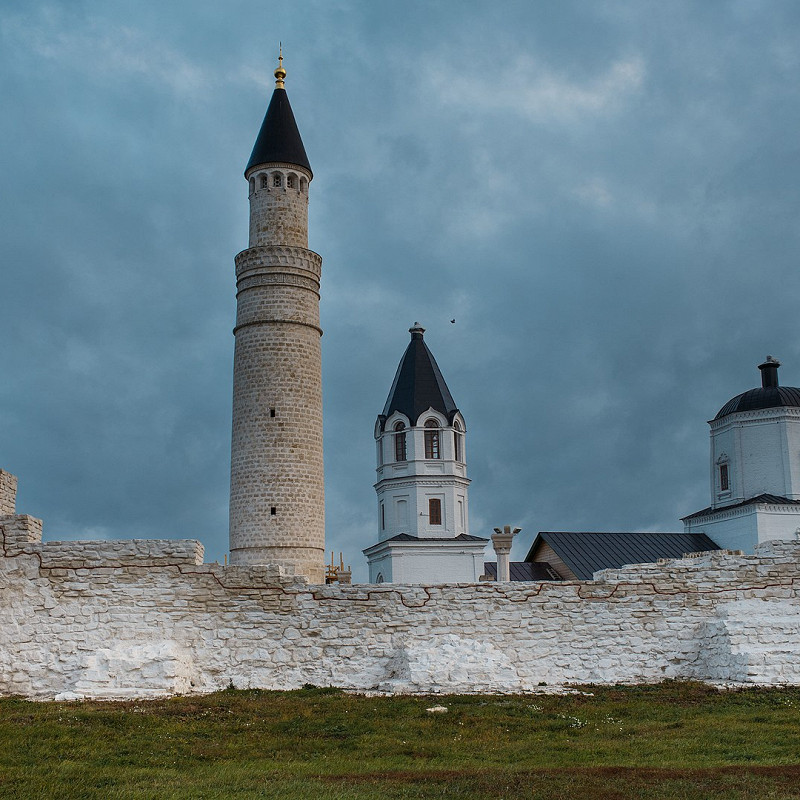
374 476 472 491
687 501 800 524
235 246 322 280
710 406 800 430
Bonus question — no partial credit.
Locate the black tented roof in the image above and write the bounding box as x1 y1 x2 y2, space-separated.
379 326 459 429
246 88 311 176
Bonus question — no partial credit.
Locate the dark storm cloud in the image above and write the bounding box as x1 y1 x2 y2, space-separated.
3 1 800 578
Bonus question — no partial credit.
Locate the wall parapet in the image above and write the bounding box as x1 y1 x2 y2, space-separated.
0 470 18 517
3 468 800 700
3 537 205 568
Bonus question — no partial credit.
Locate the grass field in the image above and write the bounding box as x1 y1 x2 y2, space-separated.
1 682 800 799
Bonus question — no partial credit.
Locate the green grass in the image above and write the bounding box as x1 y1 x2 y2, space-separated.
1 683 800 798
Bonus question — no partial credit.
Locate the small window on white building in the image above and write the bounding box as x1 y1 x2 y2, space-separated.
429 498 442 525
453 420 463 462
424 419 440 459
719 463 729 492
394 422 407 461
380 502 385 530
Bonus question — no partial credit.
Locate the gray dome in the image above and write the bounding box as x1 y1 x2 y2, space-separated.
715 357 800 419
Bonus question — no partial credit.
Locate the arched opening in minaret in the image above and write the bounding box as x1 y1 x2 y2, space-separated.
260 173 269 190
453 420 464 462
424 419 441 459
393 422 407 462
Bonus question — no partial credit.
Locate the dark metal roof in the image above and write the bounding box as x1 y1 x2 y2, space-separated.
379 325 459 429
483 561 563 581
682 493 800 521
525 532 721 581
715 357 800 419
380 533 488 543
246 88 311 176
715 386 800 419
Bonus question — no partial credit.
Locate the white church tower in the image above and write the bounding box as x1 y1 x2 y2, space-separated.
363 324 487 583
229 56 325 582
683 356 800 551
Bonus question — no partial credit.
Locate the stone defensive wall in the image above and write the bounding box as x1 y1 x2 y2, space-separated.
2 469 800 700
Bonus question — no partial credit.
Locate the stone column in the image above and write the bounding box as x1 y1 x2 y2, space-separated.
491 525 521 581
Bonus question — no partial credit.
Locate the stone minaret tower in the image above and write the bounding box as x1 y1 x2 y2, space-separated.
229 55 324 582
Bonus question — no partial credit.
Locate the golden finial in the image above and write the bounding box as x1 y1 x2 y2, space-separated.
274 43 286 89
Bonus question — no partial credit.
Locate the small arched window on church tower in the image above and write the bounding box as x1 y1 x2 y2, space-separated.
394 422 407 462
424 419 441 459
273 172 283 188
717 454 731 497
453 420 463 462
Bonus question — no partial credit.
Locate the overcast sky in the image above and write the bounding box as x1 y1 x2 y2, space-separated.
3 0 800 581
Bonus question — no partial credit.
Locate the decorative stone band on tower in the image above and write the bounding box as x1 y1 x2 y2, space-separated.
229 55 325 582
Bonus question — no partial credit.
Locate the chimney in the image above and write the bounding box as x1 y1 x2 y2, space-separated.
758 355 781 388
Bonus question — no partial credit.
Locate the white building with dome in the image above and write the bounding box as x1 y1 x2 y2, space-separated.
363 324 488 584
683 357 800 552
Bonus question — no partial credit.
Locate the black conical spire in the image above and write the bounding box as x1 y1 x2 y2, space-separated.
245 53 311 176
380 324 459 428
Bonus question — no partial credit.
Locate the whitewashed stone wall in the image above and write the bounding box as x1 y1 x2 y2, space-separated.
2 496 800 699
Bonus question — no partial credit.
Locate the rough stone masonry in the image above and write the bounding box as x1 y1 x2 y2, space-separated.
2 469 800 700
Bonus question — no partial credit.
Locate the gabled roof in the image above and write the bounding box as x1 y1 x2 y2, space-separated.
483 561 563 581
246 87 311 176
682 493 800 521
379 324 459 429
525 532 721 581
